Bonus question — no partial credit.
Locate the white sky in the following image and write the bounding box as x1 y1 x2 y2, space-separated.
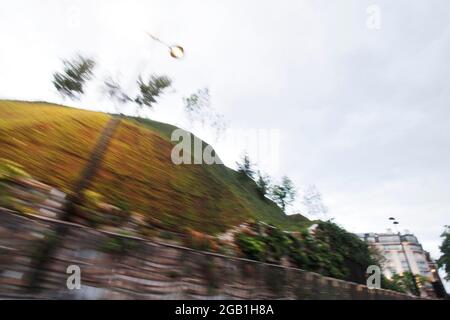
0 0 449 289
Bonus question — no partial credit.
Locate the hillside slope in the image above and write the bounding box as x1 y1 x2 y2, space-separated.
0 100 309 234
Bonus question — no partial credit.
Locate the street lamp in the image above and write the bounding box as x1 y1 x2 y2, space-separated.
146 32 185 59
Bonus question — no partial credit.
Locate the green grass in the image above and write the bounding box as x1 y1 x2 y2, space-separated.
0 100 310 234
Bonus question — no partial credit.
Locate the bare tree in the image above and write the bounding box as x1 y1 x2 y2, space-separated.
184 88 211 125
302 185 328 219
183 88 227 140
103 77 132 114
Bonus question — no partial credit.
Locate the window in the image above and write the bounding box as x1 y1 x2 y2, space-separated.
383 245 401 250
379 236 400 243
398 253 407 260
403 235 418 244
408 244 422 251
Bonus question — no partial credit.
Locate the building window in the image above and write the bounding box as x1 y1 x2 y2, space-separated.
403 235 418 244
408 244 422 251
379 236 400 243
383 245 401 250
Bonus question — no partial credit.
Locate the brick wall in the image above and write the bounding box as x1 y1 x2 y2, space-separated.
0 210 417 300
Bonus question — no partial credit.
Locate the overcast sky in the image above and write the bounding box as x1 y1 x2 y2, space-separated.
1 0 449 288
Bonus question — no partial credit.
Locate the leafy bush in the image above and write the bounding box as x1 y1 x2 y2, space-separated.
264 227 291 262
437 229 450 281
101 235 138 255
390 271 427 296
235 221 377 283
381 275 406 293
235 233 266 261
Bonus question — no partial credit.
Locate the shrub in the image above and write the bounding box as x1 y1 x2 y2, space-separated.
234 221 375 284
101 235 138 255
235 233 266 261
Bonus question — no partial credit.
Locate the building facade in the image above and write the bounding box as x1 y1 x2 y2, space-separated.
357 231 445 297
358 232 431 278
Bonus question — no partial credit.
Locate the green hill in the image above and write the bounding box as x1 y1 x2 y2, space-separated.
0 100 309 235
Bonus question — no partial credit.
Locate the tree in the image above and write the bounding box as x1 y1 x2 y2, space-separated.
236 153 255 179
437 226 450 281
255 171 271 198
184 88 211 125
103 77 132 113
183 88 227 140
53 55 96 99
302 185 328 219
380 275 406 293
391 272 427 296
102 74 172 117
134 75 172 115
271 176 296 213
368 244 387 269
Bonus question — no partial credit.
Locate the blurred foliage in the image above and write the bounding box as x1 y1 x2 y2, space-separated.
101 233 138 255
135 75 172 110
104 78 132 104
53 55 95 100
391 271 428 296
235 221 380 283
255 170 271 199
235 233 266 261
437 228 450 281
270 176 296 213
184 88 210 122
314 221 377 270
236 153 255 180
183 88 227 140
381 275 406 293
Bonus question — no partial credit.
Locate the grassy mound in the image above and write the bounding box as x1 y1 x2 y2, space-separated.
0 100 309 234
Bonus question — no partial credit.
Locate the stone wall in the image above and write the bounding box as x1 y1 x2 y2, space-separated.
0 210 417 300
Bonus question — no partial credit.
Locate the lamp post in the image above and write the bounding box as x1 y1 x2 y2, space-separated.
388 217 421 296
146 32 185 59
